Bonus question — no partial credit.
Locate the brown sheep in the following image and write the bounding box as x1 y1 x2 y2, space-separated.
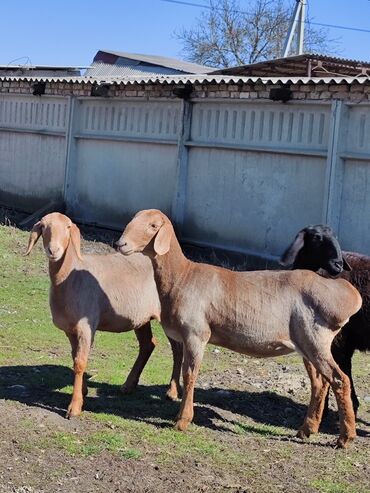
25 212 182 418
116 209 362 448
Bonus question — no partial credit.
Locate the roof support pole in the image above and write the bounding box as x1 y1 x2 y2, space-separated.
298 0 307 55
282 0 306 57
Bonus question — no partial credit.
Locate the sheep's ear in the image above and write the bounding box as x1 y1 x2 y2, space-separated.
70 223 82 261
24 222 42 256
153 223 172 256
280 230 306 267
343 257 352 271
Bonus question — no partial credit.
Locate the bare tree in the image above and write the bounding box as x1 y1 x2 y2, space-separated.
176 0 339 68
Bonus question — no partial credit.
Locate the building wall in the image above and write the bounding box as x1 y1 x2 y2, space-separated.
0 79 370 259
1 78 370 102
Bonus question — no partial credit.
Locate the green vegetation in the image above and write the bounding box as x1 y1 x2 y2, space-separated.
310 479 370 493
53 430 142 459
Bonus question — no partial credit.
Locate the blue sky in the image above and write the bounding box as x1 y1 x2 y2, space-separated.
0 0 369 67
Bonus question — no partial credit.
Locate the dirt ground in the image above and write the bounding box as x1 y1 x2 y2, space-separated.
0 360 369 493
0 208 369 493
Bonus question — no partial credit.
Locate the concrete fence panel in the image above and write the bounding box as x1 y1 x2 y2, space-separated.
0 94 68 210
65 98 181 228
338 104 370 253
183 100 331 256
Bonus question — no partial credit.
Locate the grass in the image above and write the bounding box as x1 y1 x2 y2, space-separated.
53 430 142 459
234 421 288 438
1 222 370 492
310 479 369 493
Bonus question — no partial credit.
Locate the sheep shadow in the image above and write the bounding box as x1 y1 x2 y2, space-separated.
2 363 368 440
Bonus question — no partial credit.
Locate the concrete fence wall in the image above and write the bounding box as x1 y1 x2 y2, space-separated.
0 94 68 210
1 86 370 259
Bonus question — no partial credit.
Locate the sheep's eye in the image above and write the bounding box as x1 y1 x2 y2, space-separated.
150 224 157 229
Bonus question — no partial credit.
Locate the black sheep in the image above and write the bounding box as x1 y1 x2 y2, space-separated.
281 225 369 415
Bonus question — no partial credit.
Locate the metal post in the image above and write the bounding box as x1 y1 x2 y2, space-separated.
297 0 307 55
283 0 306 57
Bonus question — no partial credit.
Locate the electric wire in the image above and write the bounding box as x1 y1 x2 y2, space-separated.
160 0 370 34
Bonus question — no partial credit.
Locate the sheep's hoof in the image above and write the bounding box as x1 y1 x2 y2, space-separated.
120 381 138 395
66 409 81 419
166 389 178 401
296 428 310 440
175 418 191 432
166 387 182 401
335 435 355 449
66 403 82 419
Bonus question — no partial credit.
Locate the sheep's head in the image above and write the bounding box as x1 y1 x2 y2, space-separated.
280 224 351 276
25 212 82 262
116 209 173 258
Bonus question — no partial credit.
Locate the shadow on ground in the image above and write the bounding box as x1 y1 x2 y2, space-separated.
2 363 367 441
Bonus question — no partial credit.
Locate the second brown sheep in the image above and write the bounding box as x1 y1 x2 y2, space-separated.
25 212 183 418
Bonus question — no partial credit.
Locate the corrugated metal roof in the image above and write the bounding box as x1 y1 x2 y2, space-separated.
0 65 83 77
213 53 370 77
0 74 369 86
300 52 370 66
95 49 216 74
0 64 88 70
85 62 186 78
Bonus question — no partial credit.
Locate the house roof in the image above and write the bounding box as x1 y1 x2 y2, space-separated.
90 49 215 75
86 62 190 78
211 53 370 78
1 74 369 86
0 65 83 76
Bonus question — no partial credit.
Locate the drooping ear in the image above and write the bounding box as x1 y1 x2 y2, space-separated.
153 222 172 256
280 230 306 267
24 221 42 256
70 223 83 261
343 257 352 271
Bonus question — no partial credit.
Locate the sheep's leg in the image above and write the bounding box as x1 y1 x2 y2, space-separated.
166 338 183 401
346 364 359 416
66 324 92 419
320 344 358 422
301 353 355 448
121 323 156 394
331 343 359 416
175 334 208 432
297 359 330 439
322 385 331 422
322 361 355 448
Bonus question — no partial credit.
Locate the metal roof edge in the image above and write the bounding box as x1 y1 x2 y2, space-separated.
212 53 370 75
0 74 369 85
97 49 216 74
